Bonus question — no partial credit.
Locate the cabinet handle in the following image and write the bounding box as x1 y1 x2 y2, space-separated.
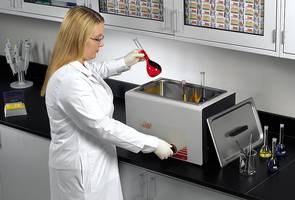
173 10 177 33
15 0 22 8
139 173 148 200
162 8 168 32
0 131 2 149
162 8 173 33
148 176 157 200
272 29 277 43
10 0 15 8
174 10 183 33
83 0 91 8
282 30 285 45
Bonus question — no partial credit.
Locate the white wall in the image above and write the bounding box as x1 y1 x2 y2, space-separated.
1 13 295 118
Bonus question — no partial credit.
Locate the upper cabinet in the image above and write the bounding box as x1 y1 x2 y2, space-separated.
97 0 174 34
174 0 278 55
19 0 76 18
0 0 93 20
280 0 295 59
2 0 295 59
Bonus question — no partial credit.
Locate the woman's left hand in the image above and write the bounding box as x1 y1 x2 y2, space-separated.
124 49 145 67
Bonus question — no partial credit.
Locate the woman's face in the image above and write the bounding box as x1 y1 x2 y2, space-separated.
83 23 105 61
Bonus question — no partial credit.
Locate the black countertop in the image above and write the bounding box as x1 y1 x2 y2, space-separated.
1 58 295 200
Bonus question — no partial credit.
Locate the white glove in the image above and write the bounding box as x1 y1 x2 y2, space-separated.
124 49 145 67
154 139 174 160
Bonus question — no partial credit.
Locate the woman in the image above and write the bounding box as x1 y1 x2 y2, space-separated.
41 6 173 200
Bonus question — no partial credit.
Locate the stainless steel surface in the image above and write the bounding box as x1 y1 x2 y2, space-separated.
207 98 263 167
126 77 235 166
135 78 226 105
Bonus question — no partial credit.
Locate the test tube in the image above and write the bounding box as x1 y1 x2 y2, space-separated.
200 72 205 102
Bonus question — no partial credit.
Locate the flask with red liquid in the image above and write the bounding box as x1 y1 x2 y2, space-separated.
133 38 162 77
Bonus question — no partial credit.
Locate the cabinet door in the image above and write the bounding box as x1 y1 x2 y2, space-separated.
0 124 50 200
174 0 277 54
97 0 174 34
19 128 50 200
0 129 3 200
281 0 295 58
147 172 242 200
19 0 80 20
119 162 243 200
11 0 95 21
0 124 24 200
119 162 148 200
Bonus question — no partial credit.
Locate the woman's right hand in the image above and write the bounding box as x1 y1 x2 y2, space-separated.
154 139 174 160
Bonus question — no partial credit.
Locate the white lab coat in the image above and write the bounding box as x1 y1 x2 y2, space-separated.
45 58 159 200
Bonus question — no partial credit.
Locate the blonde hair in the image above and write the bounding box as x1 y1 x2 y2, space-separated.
40 6 104 96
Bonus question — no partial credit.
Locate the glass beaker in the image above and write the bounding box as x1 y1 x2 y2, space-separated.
239 149 257 176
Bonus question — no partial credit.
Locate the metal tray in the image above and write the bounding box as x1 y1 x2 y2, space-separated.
135 78 226 105
207 97 263 167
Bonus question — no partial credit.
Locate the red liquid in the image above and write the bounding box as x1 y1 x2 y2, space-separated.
139 50 162 77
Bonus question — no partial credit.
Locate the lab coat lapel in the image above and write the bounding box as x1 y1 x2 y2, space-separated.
71 61 112 97
70 61 114 116
84 62 114 100
84 62 115 117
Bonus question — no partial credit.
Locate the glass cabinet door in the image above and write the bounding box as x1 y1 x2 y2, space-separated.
174 0 277 52
282 0 295 56
24 0 77 7
18 0 86 19
98 0 174 34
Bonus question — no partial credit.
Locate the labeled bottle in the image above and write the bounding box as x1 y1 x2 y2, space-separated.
276 124 287 157
267 138 279 173
259 126 272 159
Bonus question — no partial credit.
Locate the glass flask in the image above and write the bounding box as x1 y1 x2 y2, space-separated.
276 124 287 157
267 138 279 173
259 126 272 159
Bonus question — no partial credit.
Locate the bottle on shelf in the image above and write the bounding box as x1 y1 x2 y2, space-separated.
259 125 272 159
276 124 287 157
267 138 280 173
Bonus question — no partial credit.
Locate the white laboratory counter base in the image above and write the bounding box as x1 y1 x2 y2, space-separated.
0 124 50 200
0 123 244 200
119 162 244 200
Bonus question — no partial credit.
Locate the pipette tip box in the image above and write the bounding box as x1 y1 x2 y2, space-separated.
3 90 27 117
